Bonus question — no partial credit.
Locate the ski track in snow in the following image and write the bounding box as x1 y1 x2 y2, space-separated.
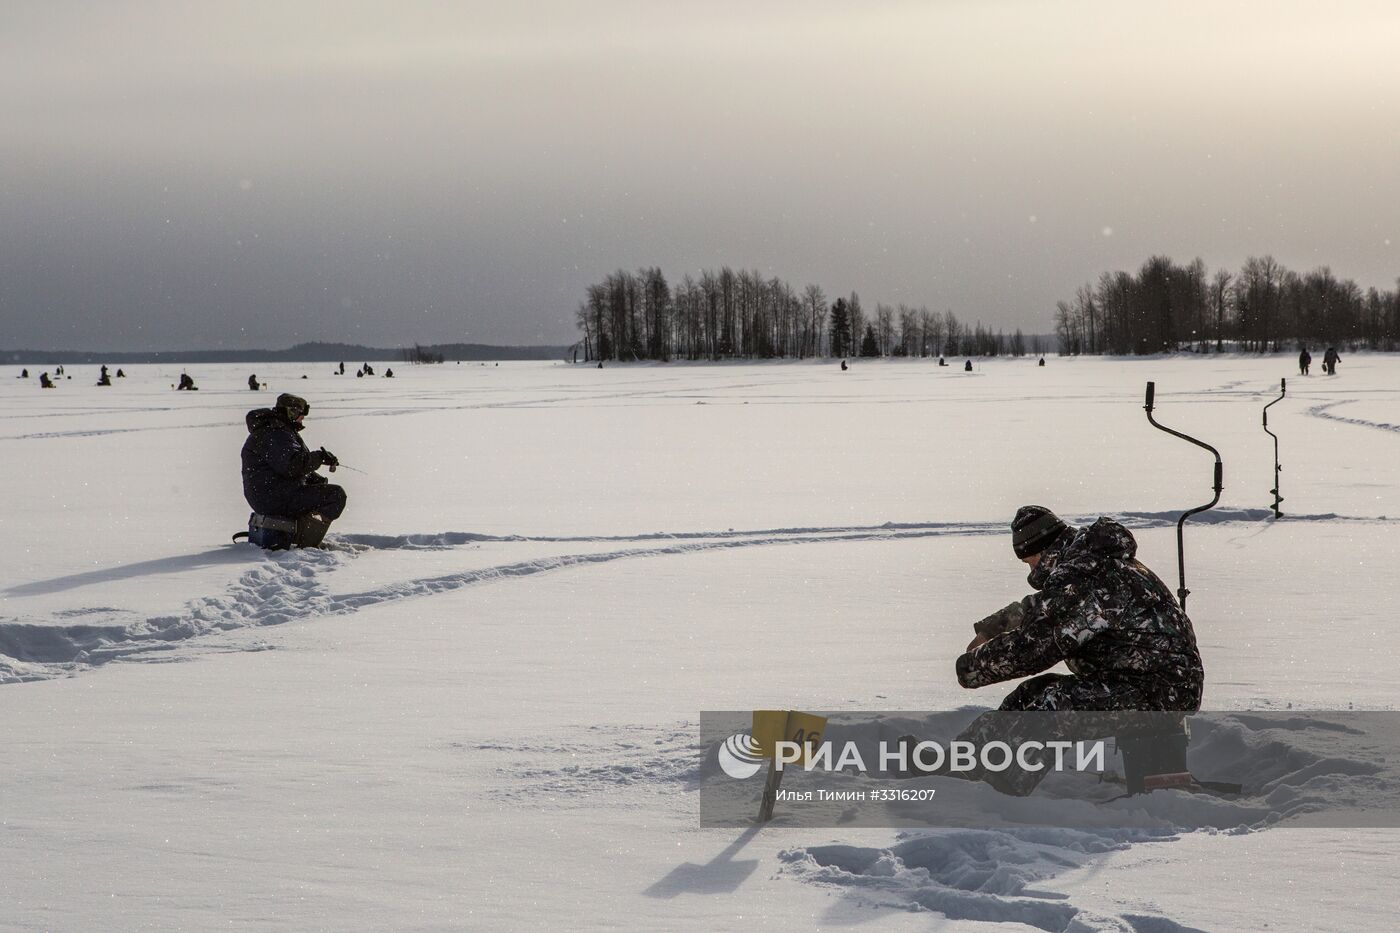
317 507 1393 550
3 509 1397 684
1304 399 1400 436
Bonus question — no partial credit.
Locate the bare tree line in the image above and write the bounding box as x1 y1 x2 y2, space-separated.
574 267 1041 362
1055 256 1400 355
401 344 445 364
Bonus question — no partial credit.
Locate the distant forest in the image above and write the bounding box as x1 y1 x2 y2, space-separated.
1055 256 1400 355
574 268 1046 362
575 259 1400 363
1 341 570 366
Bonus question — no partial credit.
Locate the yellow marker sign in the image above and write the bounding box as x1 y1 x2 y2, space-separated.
751 709 828 764
752 709 829 822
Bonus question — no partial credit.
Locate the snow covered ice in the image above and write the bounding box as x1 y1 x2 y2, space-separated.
1 356 1397 931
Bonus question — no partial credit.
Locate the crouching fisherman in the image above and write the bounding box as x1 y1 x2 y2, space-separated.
903 506 1204 795
238 393 347 549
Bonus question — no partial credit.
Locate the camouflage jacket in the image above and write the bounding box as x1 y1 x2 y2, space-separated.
956 518 1204 708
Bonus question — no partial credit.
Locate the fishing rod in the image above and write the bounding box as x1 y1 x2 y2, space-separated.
1262 378 1285 518
318 449 369 475
1143 382 1223 611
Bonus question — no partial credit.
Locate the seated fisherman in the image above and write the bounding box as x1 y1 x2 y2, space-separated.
240 393 347 546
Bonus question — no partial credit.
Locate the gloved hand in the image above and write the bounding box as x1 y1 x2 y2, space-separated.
972 600 1027 639
318 447 339 469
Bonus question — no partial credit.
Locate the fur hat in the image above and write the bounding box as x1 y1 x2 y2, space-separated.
276 393 310 420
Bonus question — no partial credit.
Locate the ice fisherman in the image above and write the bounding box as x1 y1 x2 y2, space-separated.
1323 347 1340 375
241 393 347 542
248 373 260 391
40 371 55 388
921 506 1204 794
1298 348 1312 375
958 505 1203 709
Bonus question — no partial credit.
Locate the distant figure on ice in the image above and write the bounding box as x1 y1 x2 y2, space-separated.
363 363 375 376
938 356 947 366
116 368 126 378
19 368 28 378
1298 348 1312 376
56 365 64 376
248 374 261 391
40 371 55 388
355 368 364 378
915 506 1204 795
338 361 346 375
384 368 394 378
840 359 848 371
1323 347 1340 375
97 365 111 386
177 373 198 390
1038 357 1046 367
241 393 346 548
964 360 973 372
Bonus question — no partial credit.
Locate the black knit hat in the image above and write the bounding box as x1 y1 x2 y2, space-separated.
1012 505 1070 558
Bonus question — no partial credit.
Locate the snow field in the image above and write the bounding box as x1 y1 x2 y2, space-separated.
2 355 1398 930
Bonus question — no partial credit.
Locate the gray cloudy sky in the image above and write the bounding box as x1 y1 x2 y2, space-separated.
3 1 1398 350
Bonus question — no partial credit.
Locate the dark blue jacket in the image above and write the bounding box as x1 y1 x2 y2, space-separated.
241 408 325 516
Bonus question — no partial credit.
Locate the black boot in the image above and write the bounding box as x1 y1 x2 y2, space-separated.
295 512 332 548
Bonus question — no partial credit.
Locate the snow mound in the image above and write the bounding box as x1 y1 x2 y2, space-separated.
0 547 344 680
781 828 1187 932
776 712 1398 928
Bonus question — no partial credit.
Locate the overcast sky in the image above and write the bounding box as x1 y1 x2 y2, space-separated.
3 1 1398 351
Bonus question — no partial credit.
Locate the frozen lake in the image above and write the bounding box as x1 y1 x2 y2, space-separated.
1 356 1396 931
